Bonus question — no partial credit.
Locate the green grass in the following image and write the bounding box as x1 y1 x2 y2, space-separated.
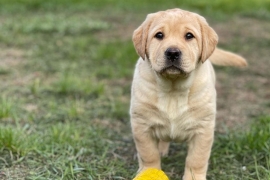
0 0 269 179
0 96 15 119
209 117 270 180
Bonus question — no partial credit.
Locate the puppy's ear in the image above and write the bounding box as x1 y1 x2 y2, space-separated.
132 13 155 60
197 16 218 63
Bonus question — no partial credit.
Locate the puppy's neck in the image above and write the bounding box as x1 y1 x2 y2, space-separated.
154 71 196 93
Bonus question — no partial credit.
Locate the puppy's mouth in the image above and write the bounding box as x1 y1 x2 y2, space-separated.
159 65 188 77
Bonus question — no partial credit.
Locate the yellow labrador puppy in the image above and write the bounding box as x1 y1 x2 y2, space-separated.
130 8 247 180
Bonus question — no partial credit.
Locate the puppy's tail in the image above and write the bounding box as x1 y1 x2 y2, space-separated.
209 48 247 67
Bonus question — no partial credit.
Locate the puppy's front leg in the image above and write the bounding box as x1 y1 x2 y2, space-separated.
132 123 161 172
183 130 214 180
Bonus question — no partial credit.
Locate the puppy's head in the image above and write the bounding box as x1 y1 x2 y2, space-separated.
133 9 218 78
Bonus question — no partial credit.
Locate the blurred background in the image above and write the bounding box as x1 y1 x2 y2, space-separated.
0 0 269 179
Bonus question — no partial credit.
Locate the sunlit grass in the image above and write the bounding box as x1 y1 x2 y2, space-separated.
0 96 14 119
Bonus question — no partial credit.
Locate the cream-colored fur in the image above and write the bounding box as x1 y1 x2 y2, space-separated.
130 8 247 180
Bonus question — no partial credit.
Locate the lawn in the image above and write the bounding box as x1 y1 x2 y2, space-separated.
0 0 270 179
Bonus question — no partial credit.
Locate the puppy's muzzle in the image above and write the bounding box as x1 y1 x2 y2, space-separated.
160 47 187 76
165 47 181 62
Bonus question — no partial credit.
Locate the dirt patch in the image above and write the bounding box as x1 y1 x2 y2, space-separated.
95 12 145 42
0 48 24 68
0 164 29 180
0 48 43 89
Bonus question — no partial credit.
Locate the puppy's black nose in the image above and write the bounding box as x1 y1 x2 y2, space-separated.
165 48 181 62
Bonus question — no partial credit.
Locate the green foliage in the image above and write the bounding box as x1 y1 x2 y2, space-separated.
52 71 104 97
0 127 18 152
2 14 109 35
0 0 269 16
0 96 14 119
0 67 10 75
214 117 270 155
0 127 33 156
209 117 270 180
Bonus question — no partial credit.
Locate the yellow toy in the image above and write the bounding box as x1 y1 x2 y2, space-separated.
133 168 169 180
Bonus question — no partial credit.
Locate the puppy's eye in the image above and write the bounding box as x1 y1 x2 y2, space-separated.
185 32 194 40
154 32 164 40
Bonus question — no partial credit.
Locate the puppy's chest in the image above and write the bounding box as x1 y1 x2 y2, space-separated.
157 93 189 119
153 93 200 141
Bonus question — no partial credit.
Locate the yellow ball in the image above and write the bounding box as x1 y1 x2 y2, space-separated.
133 168 169 180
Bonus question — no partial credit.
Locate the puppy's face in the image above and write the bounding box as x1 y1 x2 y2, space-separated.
133 9 218 78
